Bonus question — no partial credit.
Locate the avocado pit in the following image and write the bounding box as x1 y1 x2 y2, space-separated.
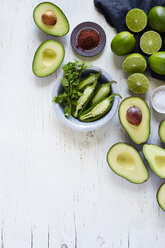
126 106 142 126
42 10 57 26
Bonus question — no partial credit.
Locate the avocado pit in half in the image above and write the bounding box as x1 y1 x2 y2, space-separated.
119 97 150 144
33 2 69 36
126 106 142 126
42 10 57 26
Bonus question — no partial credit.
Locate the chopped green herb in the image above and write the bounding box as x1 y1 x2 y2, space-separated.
53 60 89 117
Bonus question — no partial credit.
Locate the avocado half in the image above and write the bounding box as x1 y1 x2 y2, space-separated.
119 97 150 144
32 40 65 77
159 120 165 143
143 144 165 178
107 143 149 184
157 183 165 211
33 2 69 36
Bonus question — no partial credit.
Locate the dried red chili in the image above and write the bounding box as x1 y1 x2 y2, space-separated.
77 29 100 50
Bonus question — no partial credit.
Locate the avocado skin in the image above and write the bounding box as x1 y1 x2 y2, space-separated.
33 2 69 36
148 52 165 75
118 97 150 145
32 40 65 77
107 142 149 184
159 120 165 143
157 183 165 212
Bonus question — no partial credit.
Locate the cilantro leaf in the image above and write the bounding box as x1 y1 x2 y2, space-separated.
53 60 90 118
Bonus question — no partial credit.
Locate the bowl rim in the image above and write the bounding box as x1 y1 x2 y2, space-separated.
151 85 165 114
52 65 120 131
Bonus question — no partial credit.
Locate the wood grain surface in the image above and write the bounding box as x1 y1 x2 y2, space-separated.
0 0 165 247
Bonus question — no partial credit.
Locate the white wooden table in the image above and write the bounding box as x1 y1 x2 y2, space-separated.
0 0 165 247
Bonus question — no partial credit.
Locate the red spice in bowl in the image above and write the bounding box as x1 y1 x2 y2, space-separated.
71 22 106 57
77 29 100 50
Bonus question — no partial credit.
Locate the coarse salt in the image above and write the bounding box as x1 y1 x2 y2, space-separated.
152 88 165 113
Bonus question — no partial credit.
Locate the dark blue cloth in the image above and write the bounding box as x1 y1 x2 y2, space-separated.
94 0 165 80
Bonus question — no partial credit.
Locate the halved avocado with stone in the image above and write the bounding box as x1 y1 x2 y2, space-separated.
157 183 165 211
33 2 69 36
119 97 150 144
159 120 165 143
32 40 64 77
107 143 149 184
143 144 165 178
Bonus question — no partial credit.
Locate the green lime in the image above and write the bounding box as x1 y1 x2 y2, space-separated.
148 6 165 33
140 30 162 55
122 53 147 74
127 73 149 94
111 31 136 56
126 8 147 33
148 52 165 75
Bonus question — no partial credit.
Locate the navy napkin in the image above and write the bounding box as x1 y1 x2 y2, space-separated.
94 0 165 80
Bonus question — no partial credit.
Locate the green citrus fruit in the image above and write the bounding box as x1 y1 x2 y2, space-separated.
126 8 147 33
148 6 165 32
111 31 136 56
122 53 147 74
148 52 165 75
127 73 149 94
140 30 162 55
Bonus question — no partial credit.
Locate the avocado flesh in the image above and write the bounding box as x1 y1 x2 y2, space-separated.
157 183 165 211
32 40 64 77
119 97 150 144
33 2 69 36
107 143 149 184
143 144 165 178
159 120 165 143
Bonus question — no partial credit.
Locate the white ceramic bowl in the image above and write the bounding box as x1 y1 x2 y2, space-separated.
52 66 120 131
151 85 165 114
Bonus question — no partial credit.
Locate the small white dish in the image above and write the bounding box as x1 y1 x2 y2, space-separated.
52 66 120 131
151 85 165 114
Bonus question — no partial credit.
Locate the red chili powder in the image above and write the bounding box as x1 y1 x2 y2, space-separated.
77 29 100 50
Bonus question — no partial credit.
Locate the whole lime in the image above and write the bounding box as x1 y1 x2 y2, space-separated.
111 31 136 56
148 6 165 32
148 52 165 75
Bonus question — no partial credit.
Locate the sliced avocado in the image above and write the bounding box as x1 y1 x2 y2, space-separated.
32 40 64 77
157 183 165 211
107 143 149 184
143 144 165 178
119 97 150 144
159 120 165 143
33 2 69 36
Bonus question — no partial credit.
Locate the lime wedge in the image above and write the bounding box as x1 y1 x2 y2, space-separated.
122 53 147 74
126 8 147 33
127 73 149 94
140 30 162 55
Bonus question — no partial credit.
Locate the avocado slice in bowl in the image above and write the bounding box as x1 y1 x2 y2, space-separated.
107 143 149 184
159 120 165 143
32 40 65 77
33 2 69 36
119 97 150 144
157 183 165 212
143 144 165 178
